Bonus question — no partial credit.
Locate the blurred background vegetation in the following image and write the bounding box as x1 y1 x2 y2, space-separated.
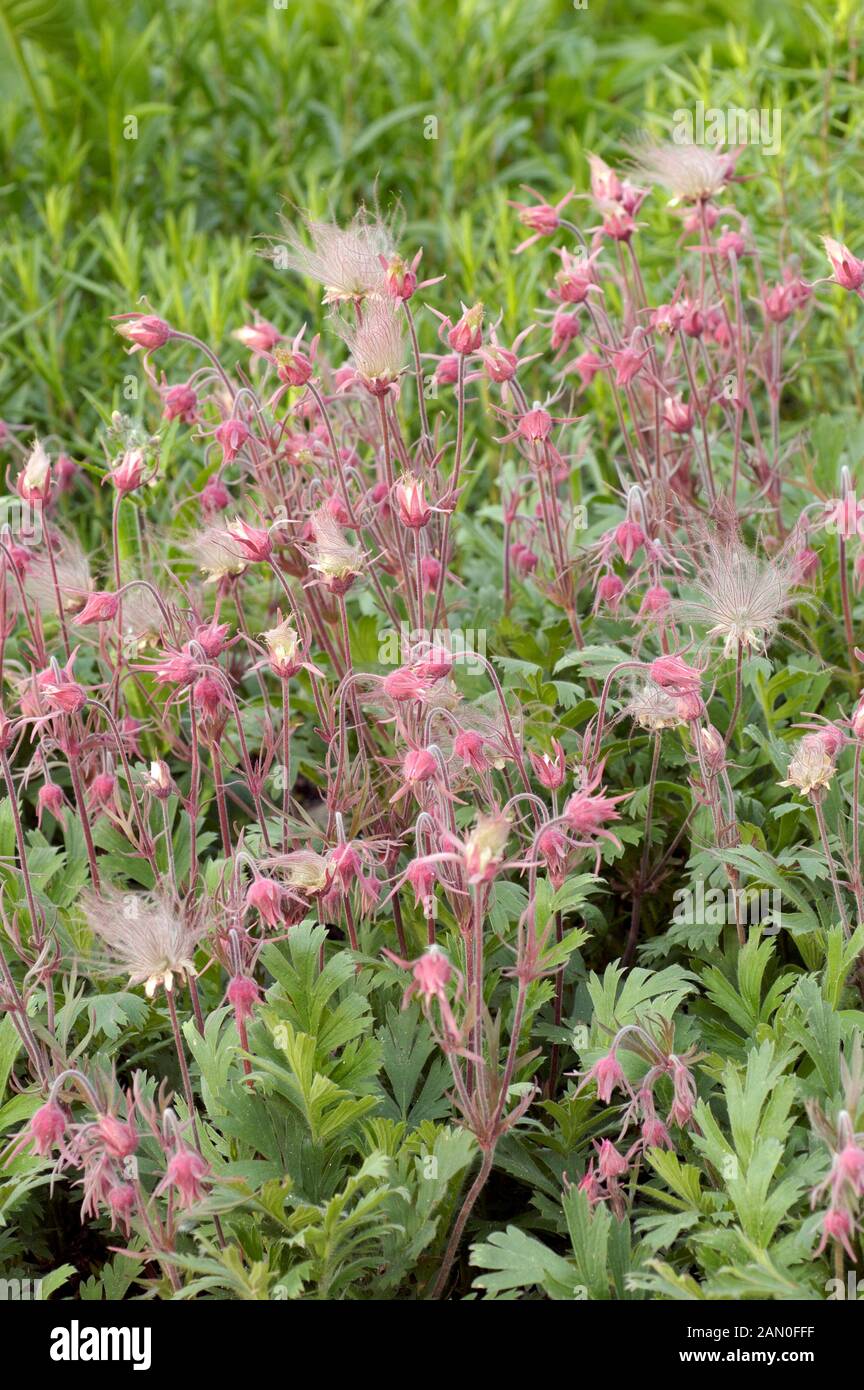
1 0 863 451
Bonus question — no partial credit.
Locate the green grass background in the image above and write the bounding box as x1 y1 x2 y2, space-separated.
1 0 863 451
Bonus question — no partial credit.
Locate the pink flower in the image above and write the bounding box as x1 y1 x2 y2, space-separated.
595 1139 629 1181
582 1050 627 1103
38 654 87 715
667 1056 697 1128
639 585 671 618
763 282 796 323
233 318 281 354
74 591 119 624
108 449 146 494
434 355 460 386
550 248 601 305
509 186 575 253
528 739 566 790
836 1141 864 1194
37 781 66 827
446 303 484 355
816 1207 857 1261
395 474 431 529
566 349 604 390
24 1100 67 1156
383 945 461 1041
662 393 694 434
89 773 118 811
156 1146 210 1208
822 236 864 292
226 518 272 564
382 667 429 702
113 313 172 351
200 476 231 515
215 419 250 462
95 1112 138 1160
192 675 228 720
391 747 438 803
564 784 625 838
610 342 649 387
405 857 438 906
107 1184 136 1234
454 730 488 773
227 975 260 1024
245 877 283 927
274 326 318 386
614 520 644 564
595 572 624 611
161 382 198 424
649 654 702 696
516 407 553 444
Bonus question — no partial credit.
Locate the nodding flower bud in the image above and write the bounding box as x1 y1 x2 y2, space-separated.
380 250 422 301
568 350 604 391
156 1147 210 1208
596 572 624 610
146 759 174 799
215 418 250 462
610 343 648 387
517 405 553 443
226 518 273 564
649 654 702 696
96 1112 138 1160
852 698 864 741
74 591 120 625
382 667 429 702
822 236 864 293
794 547 820 583
227 974 260 1024
200 476 231 515
245 876 284 927
434 355 460 386
406 856 437 906
716 227 746 258
274 327 317 387
37 781 65 826
395 474 431 529
454 730 488 773
699 724 726 774
108 449 146 495
27 1100 67 1156
113 314 173 351
614 520 644 564
674 689 706 722
662 393 694 434
448 303 484 355
89 772 118 810
510 541 538 576
161 382 198 424
581 1050 627 1104
233 319 281 354
595 1139 629 1181
639 585 671 618
402 748 437 786
528 739 567 790
413 647 453 681
17 439 51 502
